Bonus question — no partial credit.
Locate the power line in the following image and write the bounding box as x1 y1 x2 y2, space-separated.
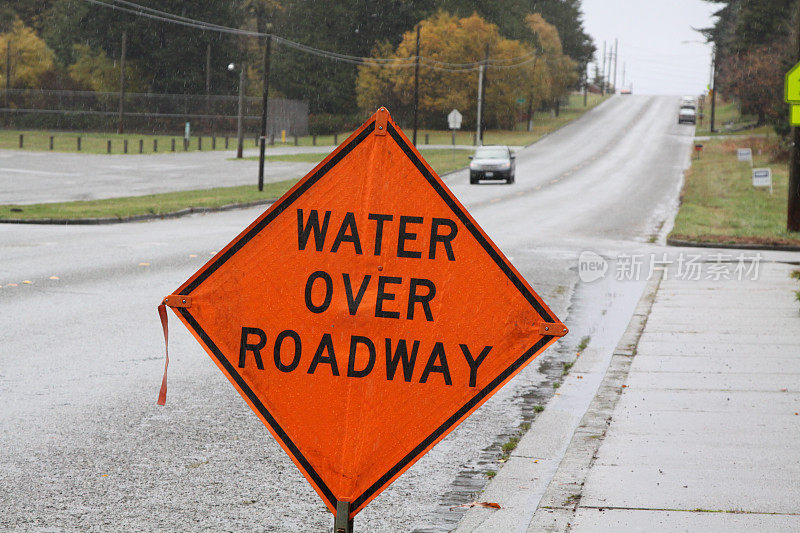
81 0 541 72
81 0 263 37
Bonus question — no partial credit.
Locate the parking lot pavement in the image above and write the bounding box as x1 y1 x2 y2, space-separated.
0 148 315 204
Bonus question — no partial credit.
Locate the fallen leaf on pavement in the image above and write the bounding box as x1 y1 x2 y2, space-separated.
450 501 502 511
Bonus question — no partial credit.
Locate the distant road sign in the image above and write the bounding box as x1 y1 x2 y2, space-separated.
161 107 565 527
737 148 752 162
752 167 772 192
447 109 463 130
784 62 800 125
785 61 800 102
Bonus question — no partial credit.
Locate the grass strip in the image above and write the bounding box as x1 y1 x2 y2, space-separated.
0 179 297 221
670 136 800 246
0 94 607 155
242 148 473 176
694 97 771 137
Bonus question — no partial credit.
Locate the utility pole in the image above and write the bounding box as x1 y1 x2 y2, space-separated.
527 92 534 131
258 36 272 191
612 38 618 94
583 69 588 106
788 6 800 231
475 63 484 146
622 62 626 91
526 56 539 131
4 39 10 111
710 48 717 133
117 31 126 134
236 63 245 159
205 43 212 132
601 41 606 95
412 24 421 146
480 42 489 144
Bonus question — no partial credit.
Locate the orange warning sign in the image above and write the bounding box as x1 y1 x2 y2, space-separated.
162 107 566 520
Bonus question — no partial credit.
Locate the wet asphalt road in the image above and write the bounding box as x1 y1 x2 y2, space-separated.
0 95 693 531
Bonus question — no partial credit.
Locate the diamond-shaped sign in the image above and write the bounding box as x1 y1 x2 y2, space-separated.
161 108 566 523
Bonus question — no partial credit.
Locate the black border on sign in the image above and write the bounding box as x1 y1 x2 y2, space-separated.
175 118 555 512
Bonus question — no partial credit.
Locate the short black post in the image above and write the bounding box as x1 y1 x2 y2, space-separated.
334 501 353 533
123 139 128 154
225 136 229 149
77 137 81 151
312 134 317 146
107 140 112 154
334 133 338 145
425 133 429 145
294 134 298 146
49 136 54 150
153 139 158 152
212 135 216 150
139 139 143 153
198 136 202 150
255 134 259 146
19 134 23 148
171 138 176 152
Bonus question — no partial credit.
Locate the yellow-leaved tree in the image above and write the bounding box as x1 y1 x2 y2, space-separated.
525 14 577 110
68 44 148 93
357 12 539 130
0 20 55 89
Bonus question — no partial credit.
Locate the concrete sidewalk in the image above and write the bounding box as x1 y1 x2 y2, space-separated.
458 259 800 532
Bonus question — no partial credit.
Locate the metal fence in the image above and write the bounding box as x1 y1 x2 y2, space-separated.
0 89 309 136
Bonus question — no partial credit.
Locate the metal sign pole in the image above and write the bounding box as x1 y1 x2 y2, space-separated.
475 67 483 146
334 501 353 533
258 35 272 191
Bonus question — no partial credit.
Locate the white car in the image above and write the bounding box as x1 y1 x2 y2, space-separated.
678 107 696 125
469 145 516 184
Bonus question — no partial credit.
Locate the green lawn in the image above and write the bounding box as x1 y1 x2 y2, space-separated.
416 93 608 146
694 97 768 136
0 180 296 221
0 129 266 154
670 136 800 246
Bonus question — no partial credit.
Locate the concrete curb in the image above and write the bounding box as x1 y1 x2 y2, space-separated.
0 198 276 225
667 237 800 253
526 269 664 532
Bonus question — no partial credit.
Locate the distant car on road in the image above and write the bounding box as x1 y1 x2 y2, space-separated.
469 145 516 184
678 106 696 125
680 96 697 110
621 89 632 95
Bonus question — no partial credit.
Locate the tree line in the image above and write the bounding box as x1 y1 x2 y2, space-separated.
0 0 594 131
702 0 795 133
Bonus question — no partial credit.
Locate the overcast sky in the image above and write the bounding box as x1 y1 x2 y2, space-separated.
581 0 719 95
